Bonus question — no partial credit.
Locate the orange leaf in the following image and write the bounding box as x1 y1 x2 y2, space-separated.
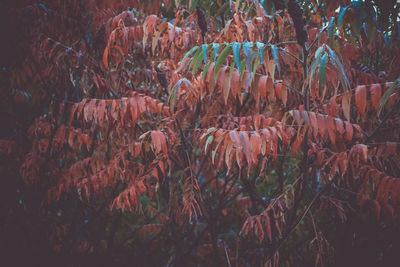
225 141 234 171
103 46 109 69
221 68 230 104
250 132 261 164
151 131 167 156
129 98 138 124
281 83 288 106
240 131 252 166
266 76 275 102
291 132 303 155
275 82 281 100
327 116 336 145
355 85 367 116
370 84 382 111
342 91 351 121
258 75 267 102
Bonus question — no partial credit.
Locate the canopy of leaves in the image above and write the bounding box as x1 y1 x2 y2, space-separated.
1 0 400 266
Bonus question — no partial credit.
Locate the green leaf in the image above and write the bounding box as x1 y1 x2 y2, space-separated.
227 60 235 96
256 42 265 63
214 44 232 77
338 6 348 28
319 53 328 90
271 44 280 73
189 47 202 71
243 41 253 75
213 43 219 62
233 42 242 73
192 50 204 74
168 87 177 113
308 46 324 89
379 79 399 116
205 135 214 153
201 46 213 80
203 61 212 80
352 1 366 36
215 2 229 17
314 45 324 59
239 59 246 81
211 148 218 164
328 17 335 39
326 45 350 90
189 0 199 12
180 46 199 65
200 127 216 141
252 54 260 76
202 44 209 64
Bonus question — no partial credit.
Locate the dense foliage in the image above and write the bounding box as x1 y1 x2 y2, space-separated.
1 0 400 266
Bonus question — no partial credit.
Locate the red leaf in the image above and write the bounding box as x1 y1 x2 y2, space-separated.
151 131 167 156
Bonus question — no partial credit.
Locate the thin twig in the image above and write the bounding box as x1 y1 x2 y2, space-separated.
366 99 400 143
266 178 334 263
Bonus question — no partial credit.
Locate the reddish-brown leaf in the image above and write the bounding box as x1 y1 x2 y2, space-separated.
255 216 264 243
344 121 353 141
291 131 303 155
355 85 367 116
250 132 261 165
370 84 382 111
258 75 267 102
264 213 272 242
151 131 167 156
342 91 351 121
327 116 336 145
225 141 234 171
266 76 275 102
240 131 252 166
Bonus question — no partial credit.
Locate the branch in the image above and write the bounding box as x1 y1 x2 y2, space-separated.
366 99 400 143
306 25 328 53
266 178 334 263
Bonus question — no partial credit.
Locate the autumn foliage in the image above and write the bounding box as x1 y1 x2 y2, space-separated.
1 0 400 266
